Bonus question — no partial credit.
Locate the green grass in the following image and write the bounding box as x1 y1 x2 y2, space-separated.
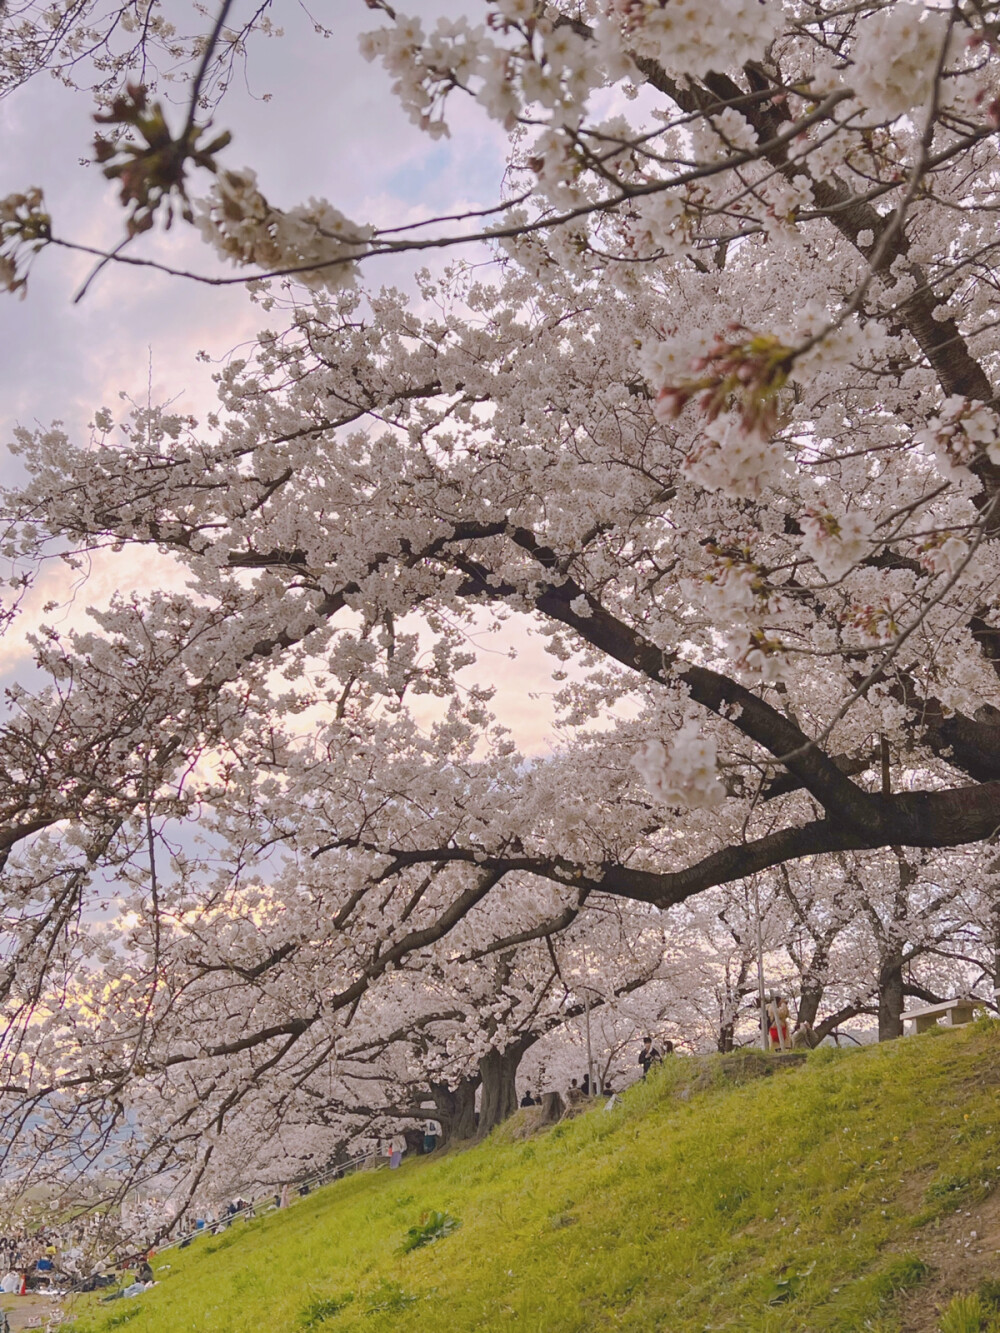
61 1021 1000 1333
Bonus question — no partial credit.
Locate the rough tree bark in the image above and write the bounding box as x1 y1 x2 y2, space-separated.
796 949 831 1031
477 1044 526 1138
539 1091 564 1124
717 1021 736 1054
877 951 906 1043
875 851 917 1042
989 858 1000 994
430 1077 478 1143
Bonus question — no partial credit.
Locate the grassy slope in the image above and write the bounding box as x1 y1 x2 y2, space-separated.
62 1022 1000 1333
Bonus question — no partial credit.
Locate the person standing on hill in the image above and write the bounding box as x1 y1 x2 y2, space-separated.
638 1037 661 1077
767 995 791 1050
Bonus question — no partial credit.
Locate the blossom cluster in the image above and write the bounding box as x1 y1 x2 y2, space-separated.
799 509 874 581
681 419 787 501
849 4 950 123
916 533 970 577
687 539 783 622
194 169 372 291
641 327 794 438
915 396 1000 482
634 721 725 810
359 14 486 136
598 0 782 80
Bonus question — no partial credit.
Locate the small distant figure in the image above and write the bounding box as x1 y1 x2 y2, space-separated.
388 1136 405 1169
638 1036 661 1076
581 1073 591 1096
0 1268 20 1294
767 995 791 1050
566 1078 584 1106
279 1184 291 1209
519 1090 535 1108
423 1119 440 1153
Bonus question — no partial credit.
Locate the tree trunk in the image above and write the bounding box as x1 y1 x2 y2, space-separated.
539 1091 564 1123
717 1019 735 1053
796 942 831 1030
477 1045 523 1137
402 1127 424 1156
877 951 905 1042
878 849 914 1042
429 1077 478 1143
797 982 824 1031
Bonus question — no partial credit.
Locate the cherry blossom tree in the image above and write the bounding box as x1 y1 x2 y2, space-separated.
6 0 1000 1212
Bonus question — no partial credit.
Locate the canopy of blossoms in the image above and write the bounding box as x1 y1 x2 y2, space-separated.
1 0 1000 1216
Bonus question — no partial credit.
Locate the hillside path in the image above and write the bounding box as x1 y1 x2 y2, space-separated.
0 1293 63 1330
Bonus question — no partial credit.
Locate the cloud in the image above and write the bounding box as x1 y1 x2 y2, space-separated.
1 1 510 444
0 1 566 750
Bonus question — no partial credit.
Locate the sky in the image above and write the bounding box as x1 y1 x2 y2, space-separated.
0 0 507 443
0 0 569 751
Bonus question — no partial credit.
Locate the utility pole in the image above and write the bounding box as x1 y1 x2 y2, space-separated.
754 879 767 1051
584 987 596 1095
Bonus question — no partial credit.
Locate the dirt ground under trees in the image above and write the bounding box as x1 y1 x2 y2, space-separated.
0 1292 63 1330
899 1188 1000 1330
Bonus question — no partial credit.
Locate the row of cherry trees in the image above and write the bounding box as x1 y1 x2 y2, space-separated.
3 0 1000 1218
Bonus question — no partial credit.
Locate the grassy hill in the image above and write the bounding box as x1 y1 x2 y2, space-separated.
52 1020 1000 1333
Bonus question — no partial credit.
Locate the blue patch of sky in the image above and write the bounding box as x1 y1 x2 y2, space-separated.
385 143 454 200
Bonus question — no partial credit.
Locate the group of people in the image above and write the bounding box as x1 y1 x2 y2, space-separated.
635 1004 818 1065
638 1035 676 1075
516 1007 821 1123
515 1037 678 1110
765 995 817 1050
384 1119 441 1169
0 1238 64 1296
566 1073 618 1104
0 1240 22 1274
0 1230 164 1302
518 1073 619 1109
98 1256 155 1304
